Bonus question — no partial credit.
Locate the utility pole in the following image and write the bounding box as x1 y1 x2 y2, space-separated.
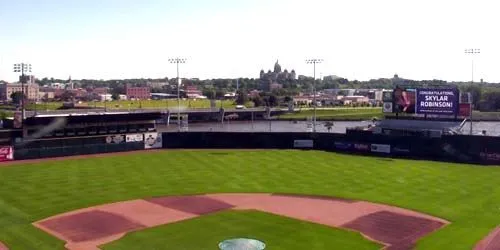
168 58 186 132
465 48 480 135
305 59 323 133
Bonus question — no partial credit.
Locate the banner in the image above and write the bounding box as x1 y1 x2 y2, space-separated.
105 135 125 144
144 132 162 149
371 144 391 153
353 143 370 151
480 152 500 162
392 145 410 153
459 103 472 117
416 88 459 115
293 140 313 148
0 146 14 161
334 141 352 150
126 134 143 142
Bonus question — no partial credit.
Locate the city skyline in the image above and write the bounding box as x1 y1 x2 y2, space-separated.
1 0 498 82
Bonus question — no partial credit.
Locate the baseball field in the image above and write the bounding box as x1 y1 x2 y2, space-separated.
1 150 500 249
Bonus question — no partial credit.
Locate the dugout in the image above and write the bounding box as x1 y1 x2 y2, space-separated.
17 111 163 139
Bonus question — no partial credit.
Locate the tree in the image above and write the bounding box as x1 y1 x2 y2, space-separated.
215 90 225 99
60 90 75 102
202 89 216 99
463 85 482 106
483 91 500 110
235 90 249 105
111 93 120 101
252 95 264 107
10 91 25 105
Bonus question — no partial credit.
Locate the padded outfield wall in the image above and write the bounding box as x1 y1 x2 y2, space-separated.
8 131 500 165
162 132 500 165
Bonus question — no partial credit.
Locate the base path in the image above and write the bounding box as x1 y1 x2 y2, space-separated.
33 193 449 250
475 226 500 250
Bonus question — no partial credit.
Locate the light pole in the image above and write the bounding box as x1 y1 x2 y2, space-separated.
13 63 32 122
168 58 186 131
465 48 480 135
306 58 323 133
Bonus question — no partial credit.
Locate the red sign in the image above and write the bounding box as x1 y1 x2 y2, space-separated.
0 146 14 161
459 103 471 117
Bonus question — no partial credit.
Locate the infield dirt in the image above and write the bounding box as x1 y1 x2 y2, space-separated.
34 193 449 250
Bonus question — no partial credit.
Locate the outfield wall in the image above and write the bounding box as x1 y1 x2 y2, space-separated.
162 132 500 165
8 131 500 165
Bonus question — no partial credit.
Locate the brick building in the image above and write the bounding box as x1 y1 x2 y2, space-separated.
126 86 150 100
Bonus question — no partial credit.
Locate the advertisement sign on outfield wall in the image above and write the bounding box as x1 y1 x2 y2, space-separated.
371 144 391 153
144 133 162 149
392 145 410 154
0 146 14 161
106 135 125 144
354 143 370 151
293 140 313 148
334 142 352 150
126 134 143 142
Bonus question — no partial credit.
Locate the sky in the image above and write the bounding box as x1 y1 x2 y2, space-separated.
0 0 499 82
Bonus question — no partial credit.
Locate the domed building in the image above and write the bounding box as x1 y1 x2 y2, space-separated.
259 60 296 91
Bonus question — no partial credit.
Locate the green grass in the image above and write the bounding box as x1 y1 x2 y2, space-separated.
278 108 382 120
102 210 380 250
0 150 500 249
29 99 241 111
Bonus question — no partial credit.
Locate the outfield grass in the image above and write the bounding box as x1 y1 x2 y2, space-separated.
103 210 380 250
0 150 500 249
279 108 382 120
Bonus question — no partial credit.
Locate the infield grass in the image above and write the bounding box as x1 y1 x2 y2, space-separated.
103 210 380 250
0 150 500 249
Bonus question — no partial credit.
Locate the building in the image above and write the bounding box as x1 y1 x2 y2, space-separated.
99 94 113 101
38 91 55 101
341 95 370 105
92 87 109 95
0 83 40 102
184 85 203 99
126 86 150 100
259 60 296 91
147 81 168 89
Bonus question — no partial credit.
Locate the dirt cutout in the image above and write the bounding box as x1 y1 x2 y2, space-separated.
0 241 8 250
475 226 500 250
34 193 449 250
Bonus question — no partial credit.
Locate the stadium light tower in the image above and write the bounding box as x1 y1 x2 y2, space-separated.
305 58 323 133
13 63 32 121
464 49 480 135
168 58 186 132
464 49 480 84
